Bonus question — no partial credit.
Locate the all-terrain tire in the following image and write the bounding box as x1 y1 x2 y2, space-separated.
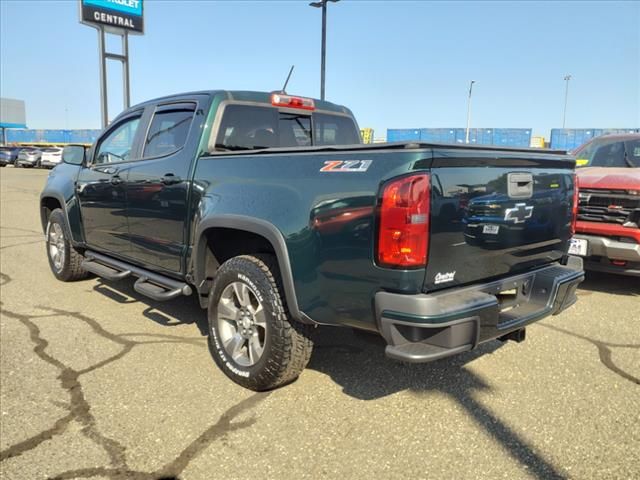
46 208 90 281
208 254 314 391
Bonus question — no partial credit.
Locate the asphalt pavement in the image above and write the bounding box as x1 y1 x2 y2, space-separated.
1 167 638 479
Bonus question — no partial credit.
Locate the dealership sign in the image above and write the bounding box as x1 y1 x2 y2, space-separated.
79 0 144 34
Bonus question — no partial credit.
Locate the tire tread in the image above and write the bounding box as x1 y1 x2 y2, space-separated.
47 209 90 282
209 254 314 390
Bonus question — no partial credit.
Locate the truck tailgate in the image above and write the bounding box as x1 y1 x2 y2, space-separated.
425 149 576 291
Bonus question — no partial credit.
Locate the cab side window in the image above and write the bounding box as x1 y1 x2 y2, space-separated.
143 106 195 158
95 116 141 165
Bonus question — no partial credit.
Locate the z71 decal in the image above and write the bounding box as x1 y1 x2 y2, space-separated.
320 160 373 173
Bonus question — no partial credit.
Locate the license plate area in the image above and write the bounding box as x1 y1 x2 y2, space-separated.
482 224 500 234
568 238 588 256
496 286 523 313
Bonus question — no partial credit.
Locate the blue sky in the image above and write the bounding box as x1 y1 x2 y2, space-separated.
1 0 638 138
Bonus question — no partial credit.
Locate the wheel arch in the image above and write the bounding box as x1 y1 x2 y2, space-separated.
192 215 313 324
40 194 64 233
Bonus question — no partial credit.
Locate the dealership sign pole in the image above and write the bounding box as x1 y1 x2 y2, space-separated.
78 0 144 128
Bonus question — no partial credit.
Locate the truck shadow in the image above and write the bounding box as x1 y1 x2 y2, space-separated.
92 278 209 336
308 328 567 479
92 278 567 479
578 271 640 296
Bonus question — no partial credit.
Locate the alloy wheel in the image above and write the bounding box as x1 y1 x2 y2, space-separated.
48 223 66 272
216 281 267 367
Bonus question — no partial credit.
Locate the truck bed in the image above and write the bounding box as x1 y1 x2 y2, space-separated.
209 140 570 156
196 143 576 327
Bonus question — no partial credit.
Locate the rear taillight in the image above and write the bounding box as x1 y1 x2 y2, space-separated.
377 173 430 268
571 174 579 235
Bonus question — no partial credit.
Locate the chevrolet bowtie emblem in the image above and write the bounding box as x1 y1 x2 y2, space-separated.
504 203 534 223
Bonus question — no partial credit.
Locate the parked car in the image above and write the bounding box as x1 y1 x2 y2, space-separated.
16 147 42 168
40 90 583 391
570 134 640 276
0 146 22 166
40 147 64 168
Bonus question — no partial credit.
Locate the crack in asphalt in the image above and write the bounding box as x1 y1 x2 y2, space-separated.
0 186 41 196
540 323 640 385
0 226 43 235
0 297 270 479
45 392 269 480
0 272 12 286
0 226 44 250
0 239 44 250
0 308 129 467
0 233 44 238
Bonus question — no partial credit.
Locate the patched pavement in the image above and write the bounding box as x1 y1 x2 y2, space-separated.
1 167 638 479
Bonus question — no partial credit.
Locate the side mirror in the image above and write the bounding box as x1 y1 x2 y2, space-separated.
62 145 86 166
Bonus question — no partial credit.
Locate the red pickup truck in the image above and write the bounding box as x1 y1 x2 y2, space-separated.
570 134 640 276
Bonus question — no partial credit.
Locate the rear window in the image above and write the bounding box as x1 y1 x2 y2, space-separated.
314 113 361 146
214 104 359 151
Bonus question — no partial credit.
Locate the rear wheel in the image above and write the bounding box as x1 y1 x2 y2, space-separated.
208 254 313 391
46 209 89 281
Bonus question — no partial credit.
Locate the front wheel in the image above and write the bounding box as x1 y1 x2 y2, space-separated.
208 254 314 391
46 209 90 281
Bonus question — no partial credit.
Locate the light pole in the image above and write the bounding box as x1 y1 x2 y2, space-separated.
465 80 475 144
562 74 572 128
309 0 339 100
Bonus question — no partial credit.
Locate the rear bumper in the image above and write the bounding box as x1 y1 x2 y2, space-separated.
40 159 61 167
17 158 38 166
375 258 584 363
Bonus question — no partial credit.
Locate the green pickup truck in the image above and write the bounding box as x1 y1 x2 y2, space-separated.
40 90 584 390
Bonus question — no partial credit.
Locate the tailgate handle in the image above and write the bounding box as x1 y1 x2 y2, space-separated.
507 172 533 199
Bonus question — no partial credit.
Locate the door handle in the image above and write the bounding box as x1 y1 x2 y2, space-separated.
161 174 181 185
110 175 123 185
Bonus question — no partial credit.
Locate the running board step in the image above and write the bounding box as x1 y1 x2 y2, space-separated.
134 277 185 302
82 250 192 302
81 260 131 281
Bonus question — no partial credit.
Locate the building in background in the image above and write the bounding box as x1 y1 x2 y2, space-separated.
5 129 101 145
549 128 640 151
385 127 640 150
0 98 27 145
530 136 546 148
386 128 532 148
360 128 374 144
